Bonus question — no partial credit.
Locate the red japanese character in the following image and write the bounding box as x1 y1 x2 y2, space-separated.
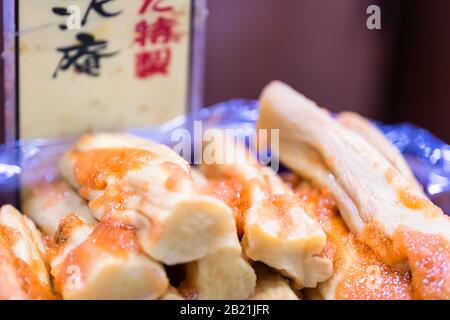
135 17 174 46
135 19 150 46
135 48 171 78
150 17 174 44
139 0 172 15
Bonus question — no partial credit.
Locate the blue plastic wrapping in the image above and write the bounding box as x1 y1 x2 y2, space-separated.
378 122 450 213
0 99 449 214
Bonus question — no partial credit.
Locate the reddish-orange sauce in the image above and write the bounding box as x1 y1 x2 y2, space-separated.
358 222 403 266
88 222 141 256
47 213 84 263
53 221 142 293
73 148 153 191
205 169 301 239
360 222 450 299
295 182 413 300
392 227 450 299
295 184 346 271
336 240 413 300
73 147 171 243
88 183 162 241
14 257 59 300
0 225 20 248
165 173 182 191
0 245 25 299
89 187 134 219
295 183 345 234
397 188 429 210
162 161 190 192
54 214 84 245
385 168 441 217
0 234 58 300
207 176 249 238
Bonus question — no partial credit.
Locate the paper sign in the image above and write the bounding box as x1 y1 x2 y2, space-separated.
18 0 192 139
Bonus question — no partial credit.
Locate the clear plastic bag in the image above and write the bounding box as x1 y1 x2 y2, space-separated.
0 99 449 214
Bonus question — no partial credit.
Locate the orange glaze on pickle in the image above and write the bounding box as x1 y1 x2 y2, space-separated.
73 148 153 191
358 222 403 266
89 187 135 222
13 257 59 300
207 176 249 238
0 232 58 300
205 170 298 239
396 188 442 218
53 221 142 293
385 168 441 218
392 227 450 299
397 188 428 210
85 222 142 257
360 222 450 299
335 239 413 300
295 184 346 270
74 148 176 242
47 213 85 263
295 182 413 300
88 180 164 241
162 161 191 192
0 225 20 248
204 167 296 236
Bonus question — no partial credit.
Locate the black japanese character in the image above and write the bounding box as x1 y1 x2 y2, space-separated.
52 0 122 30
53 33 119 78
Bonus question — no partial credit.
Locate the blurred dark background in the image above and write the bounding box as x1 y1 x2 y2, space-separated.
204 0 450 143
1 0 450 142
